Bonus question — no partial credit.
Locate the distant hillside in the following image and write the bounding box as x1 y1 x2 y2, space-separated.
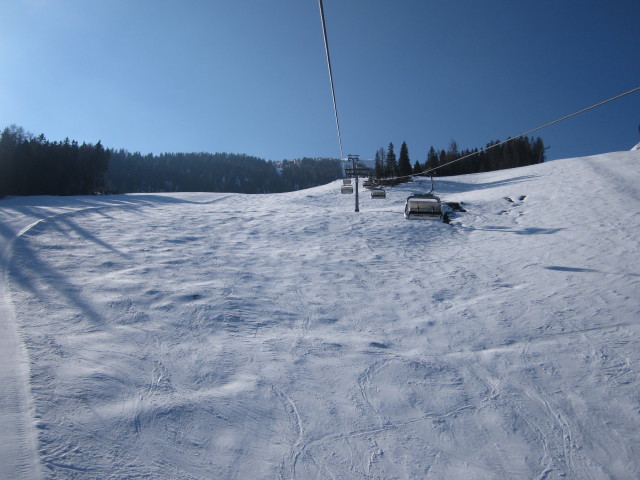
0 125 343 196
105 150 342 194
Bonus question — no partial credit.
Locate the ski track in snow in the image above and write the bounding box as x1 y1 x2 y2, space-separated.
1 151 640 479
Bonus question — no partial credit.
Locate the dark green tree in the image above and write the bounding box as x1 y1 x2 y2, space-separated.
448 139 459 158
397 141 412 177
425 146 439 174
532 137 546 163
385 142 397 178
374 148 385 178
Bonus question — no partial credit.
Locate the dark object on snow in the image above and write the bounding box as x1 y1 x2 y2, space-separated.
446 201 466 212
442 201 467 224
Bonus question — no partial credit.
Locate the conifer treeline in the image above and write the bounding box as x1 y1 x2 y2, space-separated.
374 136 546 179
106 150 342 194
0 125 343 197
0 125 109 196
1 124 546 198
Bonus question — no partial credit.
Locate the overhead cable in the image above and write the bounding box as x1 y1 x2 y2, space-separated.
318 0 344 159
393 85 640 180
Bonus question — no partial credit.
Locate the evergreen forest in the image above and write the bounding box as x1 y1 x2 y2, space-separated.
1 124 546 198
374 137 547 181
0 125 109 197
0 126 342 197
106 151 342 194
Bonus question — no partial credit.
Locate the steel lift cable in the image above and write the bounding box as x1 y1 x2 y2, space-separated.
384 84 640 183
318 0 344 160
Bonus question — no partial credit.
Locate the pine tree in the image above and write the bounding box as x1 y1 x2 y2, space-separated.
425 146 439 175
448 139 459 158
374 149 384 178
385 142 397 178
533 137 546 163
397 141 412 177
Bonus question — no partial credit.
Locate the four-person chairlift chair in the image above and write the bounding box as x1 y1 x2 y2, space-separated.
370 187 386 199
404 193 442 219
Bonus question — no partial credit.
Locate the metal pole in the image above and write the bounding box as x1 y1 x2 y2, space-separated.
350 155 359 212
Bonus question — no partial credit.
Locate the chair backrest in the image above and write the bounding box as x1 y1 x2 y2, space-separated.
406 196 441 215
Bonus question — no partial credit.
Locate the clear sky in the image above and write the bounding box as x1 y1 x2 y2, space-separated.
1 0 639 162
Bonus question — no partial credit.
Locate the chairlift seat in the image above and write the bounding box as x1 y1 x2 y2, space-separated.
341 185 354 194
371 188 386 198
404 194 442 219
343 178 352 185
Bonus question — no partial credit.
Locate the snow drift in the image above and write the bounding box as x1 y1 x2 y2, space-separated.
1 150 639 479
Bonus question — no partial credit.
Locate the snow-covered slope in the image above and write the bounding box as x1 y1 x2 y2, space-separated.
1 150 640 479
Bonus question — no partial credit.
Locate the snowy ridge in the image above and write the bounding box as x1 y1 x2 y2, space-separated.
1 151 640 479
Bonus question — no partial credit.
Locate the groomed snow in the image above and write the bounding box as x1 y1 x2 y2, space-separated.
1 150 639 479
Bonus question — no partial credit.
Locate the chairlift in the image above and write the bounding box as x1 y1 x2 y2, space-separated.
343 178 352 185
362 178 373 188
404 194 442 219
370 187 386 199
341 184 354 194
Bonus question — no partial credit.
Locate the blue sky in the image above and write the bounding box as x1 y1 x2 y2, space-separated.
1 0 639 162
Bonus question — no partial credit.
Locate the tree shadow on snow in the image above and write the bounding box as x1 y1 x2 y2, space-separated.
467 226 564 235
9 243 110 326
545 265 640 277
409 175 539 195
7 220 119 326
49 214 131 258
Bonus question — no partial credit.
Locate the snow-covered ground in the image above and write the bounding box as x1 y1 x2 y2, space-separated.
1 150 639 479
